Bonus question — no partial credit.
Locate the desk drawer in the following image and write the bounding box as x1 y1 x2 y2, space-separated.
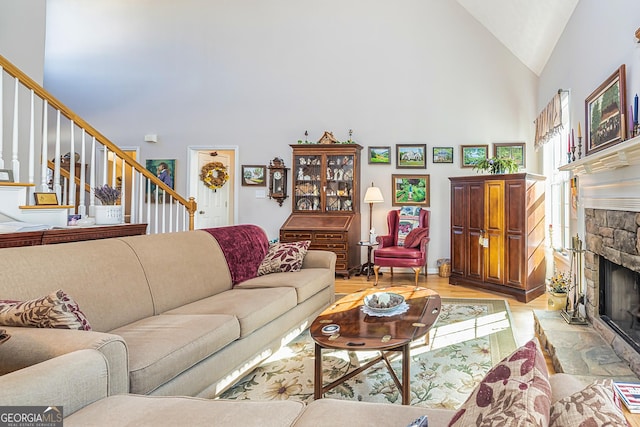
313 242 347 251
281 231 313 241
314 232 346 242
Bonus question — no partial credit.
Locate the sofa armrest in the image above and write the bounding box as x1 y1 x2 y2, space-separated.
0 327 128 395
0 349 110 416
301 249 336 272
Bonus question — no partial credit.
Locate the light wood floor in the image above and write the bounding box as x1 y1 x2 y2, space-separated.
336 272 640 426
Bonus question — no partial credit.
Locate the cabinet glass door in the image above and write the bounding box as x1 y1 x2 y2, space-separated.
325 154 355 212
293 154 321 211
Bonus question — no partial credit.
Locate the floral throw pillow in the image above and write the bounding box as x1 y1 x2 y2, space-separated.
0 289 92 331
549 379 627 426
397 206 421 246
0 329 10 345
258 241 311 276
448 338 551 427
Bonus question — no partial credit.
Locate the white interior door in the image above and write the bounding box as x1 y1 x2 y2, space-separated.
194 150 234 229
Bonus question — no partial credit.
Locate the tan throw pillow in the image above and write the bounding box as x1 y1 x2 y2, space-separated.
448 338 551 426
0 290 92 331
549 379 627 426
403 227 429 248
257 241 311 276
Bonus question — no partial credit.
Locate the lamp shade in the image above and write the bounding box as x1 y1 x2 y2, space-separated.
364 186 384 204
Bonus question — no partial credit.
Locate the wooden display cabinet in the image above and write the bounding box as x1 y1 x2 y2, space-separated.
449 173 546 302
280 144 362 278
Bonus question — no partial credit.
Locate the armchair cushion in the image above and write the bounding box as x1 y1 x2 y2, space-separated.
403 227 429 248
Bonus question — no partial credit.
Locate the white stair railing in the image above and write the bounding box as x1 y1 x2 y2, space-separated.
0 54 196 232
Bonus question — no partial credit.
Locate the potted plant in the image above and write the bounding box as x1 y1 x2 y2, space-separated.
547 270 570 311
473 156 519 174
93 185 123 224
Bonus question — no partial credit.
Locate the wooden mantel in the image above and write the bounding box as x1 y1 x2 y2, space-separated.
558 135 640 176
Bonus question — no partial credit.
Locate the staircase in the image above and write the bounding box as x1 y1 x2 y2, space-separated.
0 55 197 232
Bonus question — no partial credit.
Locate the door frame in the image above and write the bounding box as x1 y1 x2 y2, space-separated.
187 145 239 228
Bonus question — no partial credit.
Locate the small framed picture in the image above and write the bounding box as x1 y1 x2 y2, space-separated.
461 144 488 168
585 64 627 155
396 144 426 169
493 142 525 167
368 146 391 164
0 169 14 182
432 147 454 164
391 174 430 207
241 165 266 186
34 192 59 206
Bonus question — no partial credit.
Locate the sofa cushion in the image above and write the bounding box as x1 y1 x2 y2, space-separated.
403 227 429 248
293 398 455 427
448 338 551 427
110 314 240 395
258 241 311 276
65 395 306 427
120 231 233 314
549 379 627 427
202 225 270 286
374 246 422 259
0 289 91 330
164 287 298 338
236 268 333 304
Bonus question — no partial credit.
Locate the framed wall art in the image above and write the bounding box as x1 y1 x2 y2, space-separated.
34 192 58 206
585 64 626 156
460 144 488 168
391 174 430 207
493 142 525 167
146 159 175 190
0 169 14 182
432 147 453 164
241 165 266 186
368 146 391 164
396 144 426 169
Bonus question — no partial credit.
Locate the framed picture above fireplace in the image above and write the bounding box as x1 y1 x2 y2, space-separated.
585 64 627 156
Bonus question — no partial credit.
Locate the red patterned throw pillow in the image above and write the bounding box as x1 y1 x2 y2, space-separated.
403 227 429 248
448 338 551 427
258 241 311 276
0 289 92 331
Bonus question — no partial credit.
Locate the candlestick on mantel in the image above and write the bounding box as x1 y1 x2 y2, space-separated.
634 93 639 125
577 122 581 138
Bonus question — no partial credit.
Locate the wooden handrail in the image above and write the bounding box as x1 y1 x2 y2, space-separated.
2 54 197 230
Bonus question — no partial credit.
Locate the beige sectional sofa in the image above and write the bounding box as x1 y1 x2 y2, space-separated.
0 224 335 407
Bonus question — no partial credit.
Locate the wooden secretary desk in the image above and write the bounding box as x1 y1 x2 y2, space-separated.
280 143 362 278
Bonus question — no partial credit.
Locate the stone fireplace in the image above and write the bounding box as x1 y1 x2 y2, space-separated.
573 136 640 378
584 208 640 377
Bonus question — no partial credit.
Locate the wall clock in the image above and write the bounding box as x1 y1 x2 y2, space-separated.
268 157 289 206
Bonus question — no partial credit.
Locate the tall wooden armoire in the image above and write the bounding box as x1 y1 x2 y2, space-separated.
449 173 546 302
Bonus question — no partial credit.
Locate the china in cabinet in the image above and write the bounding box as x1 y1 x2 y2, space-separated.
280 144 362 278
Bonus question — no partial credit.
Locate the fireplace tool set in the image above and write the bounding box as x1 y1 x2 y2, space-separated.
561 234 588 325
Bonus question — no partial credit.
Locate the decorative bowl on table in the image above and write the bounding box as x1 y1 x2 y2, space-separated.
364 292 405 313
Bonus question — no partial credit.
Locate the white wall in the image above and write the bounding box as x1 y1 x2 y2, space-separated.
0 0 46 83
39 0 538 270
539 0 640 137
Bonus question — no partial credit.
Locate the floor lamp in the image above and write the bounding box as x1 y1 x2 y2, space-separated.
361 183 384 277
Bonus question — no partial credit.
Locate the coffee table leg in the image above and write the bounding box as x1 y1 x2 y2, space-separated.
314 343 322 400
402 343 410 405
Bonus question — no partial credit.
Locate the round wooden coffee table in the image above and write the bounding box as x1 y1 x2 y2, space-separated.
310 286 441 405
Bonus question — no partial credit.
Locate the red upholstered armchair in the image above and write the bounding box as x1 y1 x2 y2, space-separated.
373 208 430 287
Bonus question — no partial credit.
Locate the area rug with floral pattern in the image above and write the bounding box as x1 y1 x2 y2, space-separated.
219 297 517 410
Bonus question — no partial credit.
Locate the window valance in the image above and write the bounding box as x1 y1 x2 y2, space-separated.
534 91 563 149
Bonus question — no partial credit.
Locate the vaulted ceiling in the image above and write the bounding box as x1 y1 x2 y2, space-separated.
457 0 579 76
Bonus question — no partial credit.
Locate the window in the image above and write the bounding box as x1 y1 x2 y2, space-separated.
543 92 571 252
